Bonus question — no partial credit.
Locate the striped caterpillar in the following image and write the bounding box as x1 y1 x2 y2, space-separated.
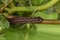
8 17 43 25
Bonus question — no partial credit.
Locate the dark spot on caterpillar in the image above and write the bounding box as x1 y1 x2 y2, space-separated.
7 17 43 25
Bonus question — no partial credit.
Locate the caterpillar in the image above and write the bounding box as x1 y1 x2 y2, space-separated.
8 17 43 25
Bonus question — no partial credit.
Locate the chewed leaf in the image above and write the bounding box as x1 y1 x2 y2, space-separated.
0 15 10 29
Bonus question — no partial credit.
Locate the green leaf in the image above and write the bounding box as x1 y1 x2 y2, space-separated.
46 12 58 20
4 24 60 40
32 0 44 5
0 0 4 9
0 15 10 29
0 37 6 40
5 28 24 40
33 11 47 19
33 12 58 20
1 0 10 5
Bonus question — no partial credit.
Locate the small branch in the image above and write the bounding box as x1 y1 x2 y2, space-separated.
6 0 59 13
55 3 60 13
42 20 60 24
0 0 13 12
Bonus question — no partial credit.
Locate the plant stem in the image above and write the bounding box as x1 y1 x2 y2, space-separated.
26 23 30 30
24 24 30 40
41 20 60 24
5 0 59 13
24 32 29 40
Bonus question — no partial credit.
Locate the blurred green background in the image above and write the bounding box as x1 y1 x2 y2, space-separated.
0 0 60 40
2 24 60 40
